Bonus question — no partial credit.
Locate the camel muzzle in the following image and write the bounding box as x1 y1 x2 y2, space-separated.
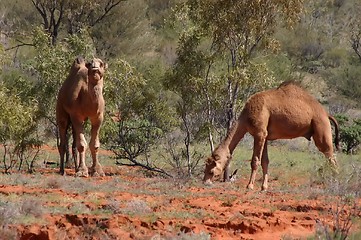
203 179 213 185
90 61 101 71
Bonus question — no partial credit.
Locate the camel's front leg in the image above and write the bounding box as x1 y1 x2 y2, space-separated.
261 142 269 191
71 125 79 172
72 118 89 177
247 133 266 190
223 163 230 182
89 117 104 177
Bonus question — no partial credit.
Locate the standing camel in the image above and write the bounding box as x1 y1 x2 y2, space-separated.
203 81 339 190
56 57 107 177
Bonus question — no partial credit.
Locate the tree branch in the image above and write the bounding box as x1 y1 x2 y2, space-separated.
116 158 173 178
90 0 124 27
5 43 34 51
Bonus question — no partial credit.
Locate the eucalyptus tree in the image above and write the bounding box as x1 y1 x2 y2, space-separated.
31 0 125 45
167 0 304 178
185 0 304 129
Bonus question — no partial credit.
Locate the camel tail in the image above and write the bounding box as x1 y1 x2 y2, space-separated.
329 115 340 151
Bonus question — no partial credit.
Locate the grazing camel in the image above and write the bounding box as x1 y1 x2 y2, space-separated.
203 81 339 190
56 57 107 177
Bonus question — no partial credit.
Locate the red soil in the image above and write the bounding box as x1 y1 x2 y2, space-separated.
0 149 360 239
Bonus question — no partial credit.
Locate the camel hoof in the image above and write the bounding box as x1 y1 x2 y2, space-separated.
90 166 105 177
92 171 105 177
204 179 213 186
75 170 89 178
246 184 254 190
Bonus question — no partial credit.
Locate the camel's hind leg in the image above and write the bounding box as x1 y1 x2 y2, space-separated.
71 117 89 177
89 115 105 177
261 142 269 191
57 114 69 175
247 131 267 190
313 119 338 171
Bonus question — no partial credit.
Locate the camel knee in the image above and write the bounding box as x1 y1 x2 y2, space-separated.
251 158 260 170
77 136 87 152
89 138 100 149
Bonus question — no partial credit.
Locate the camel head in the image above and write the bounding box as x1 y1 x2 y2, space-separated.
86 58 107 83
203 148 231 184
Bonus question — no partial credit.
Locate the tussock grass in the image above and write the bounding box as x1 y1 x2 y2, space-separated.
0 198 45 225
0 226 18 240
151 231 211 240
123 199 152 215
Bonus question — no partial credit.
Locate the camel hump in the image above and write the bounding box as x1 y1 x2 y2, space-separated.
277 80 302 89
68 56 87 75
75 56 85 65
328 115 340 151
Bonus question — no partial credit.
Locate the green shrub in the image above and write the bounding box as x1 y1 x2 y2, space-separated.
335 115 361 154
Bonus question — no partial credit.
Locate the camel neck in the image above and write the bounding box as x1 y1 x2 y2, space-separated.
87 81 103 103
221 120 243 154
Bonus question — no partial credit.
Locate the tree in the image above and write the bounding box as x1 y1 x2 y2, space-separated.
185 0 304 130
0 79 39 173
31 0 124 45
103 58 175 177
166 0 303 179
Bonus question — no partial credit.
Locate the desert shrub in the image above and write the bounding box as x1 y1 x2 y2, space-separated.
0 202 21 225
310 154 361 240
161 130 206 179
322 48 349 68
110 119 163 166
314 197 360 240
325 64 361 104
20 198 44 218
81 224 112 240
69 202 90 215
104 58 175 178
0 83 39 173
123 199 152 215
335 115 361 154
104 199 122 214
46 177 64 189
154 231 211 240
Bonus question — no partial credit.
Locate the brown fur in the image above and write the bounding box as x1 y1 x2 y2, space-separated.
203 82 339 190
56 57 107 177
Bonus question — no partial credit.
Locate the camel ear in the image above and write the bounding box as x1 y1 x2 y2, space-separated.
104 62 108 70
215 161 222 170
205 156 214 165
85 62 92 69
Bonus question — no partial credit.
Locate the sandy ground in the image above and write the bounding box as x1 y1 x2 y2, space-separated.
0 147 360 240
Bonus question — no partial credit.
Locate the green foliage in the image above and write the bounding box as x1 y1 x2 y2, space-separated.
105 58 147 117
0 85 36 144
325 64 361 103
104 58 175 175
335 115 361 154
0 75 41 173
110 118 163 162
259 54 294 82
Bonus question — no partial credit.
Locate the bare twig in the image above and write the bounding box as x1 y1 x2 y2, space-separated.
116 158 173 178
